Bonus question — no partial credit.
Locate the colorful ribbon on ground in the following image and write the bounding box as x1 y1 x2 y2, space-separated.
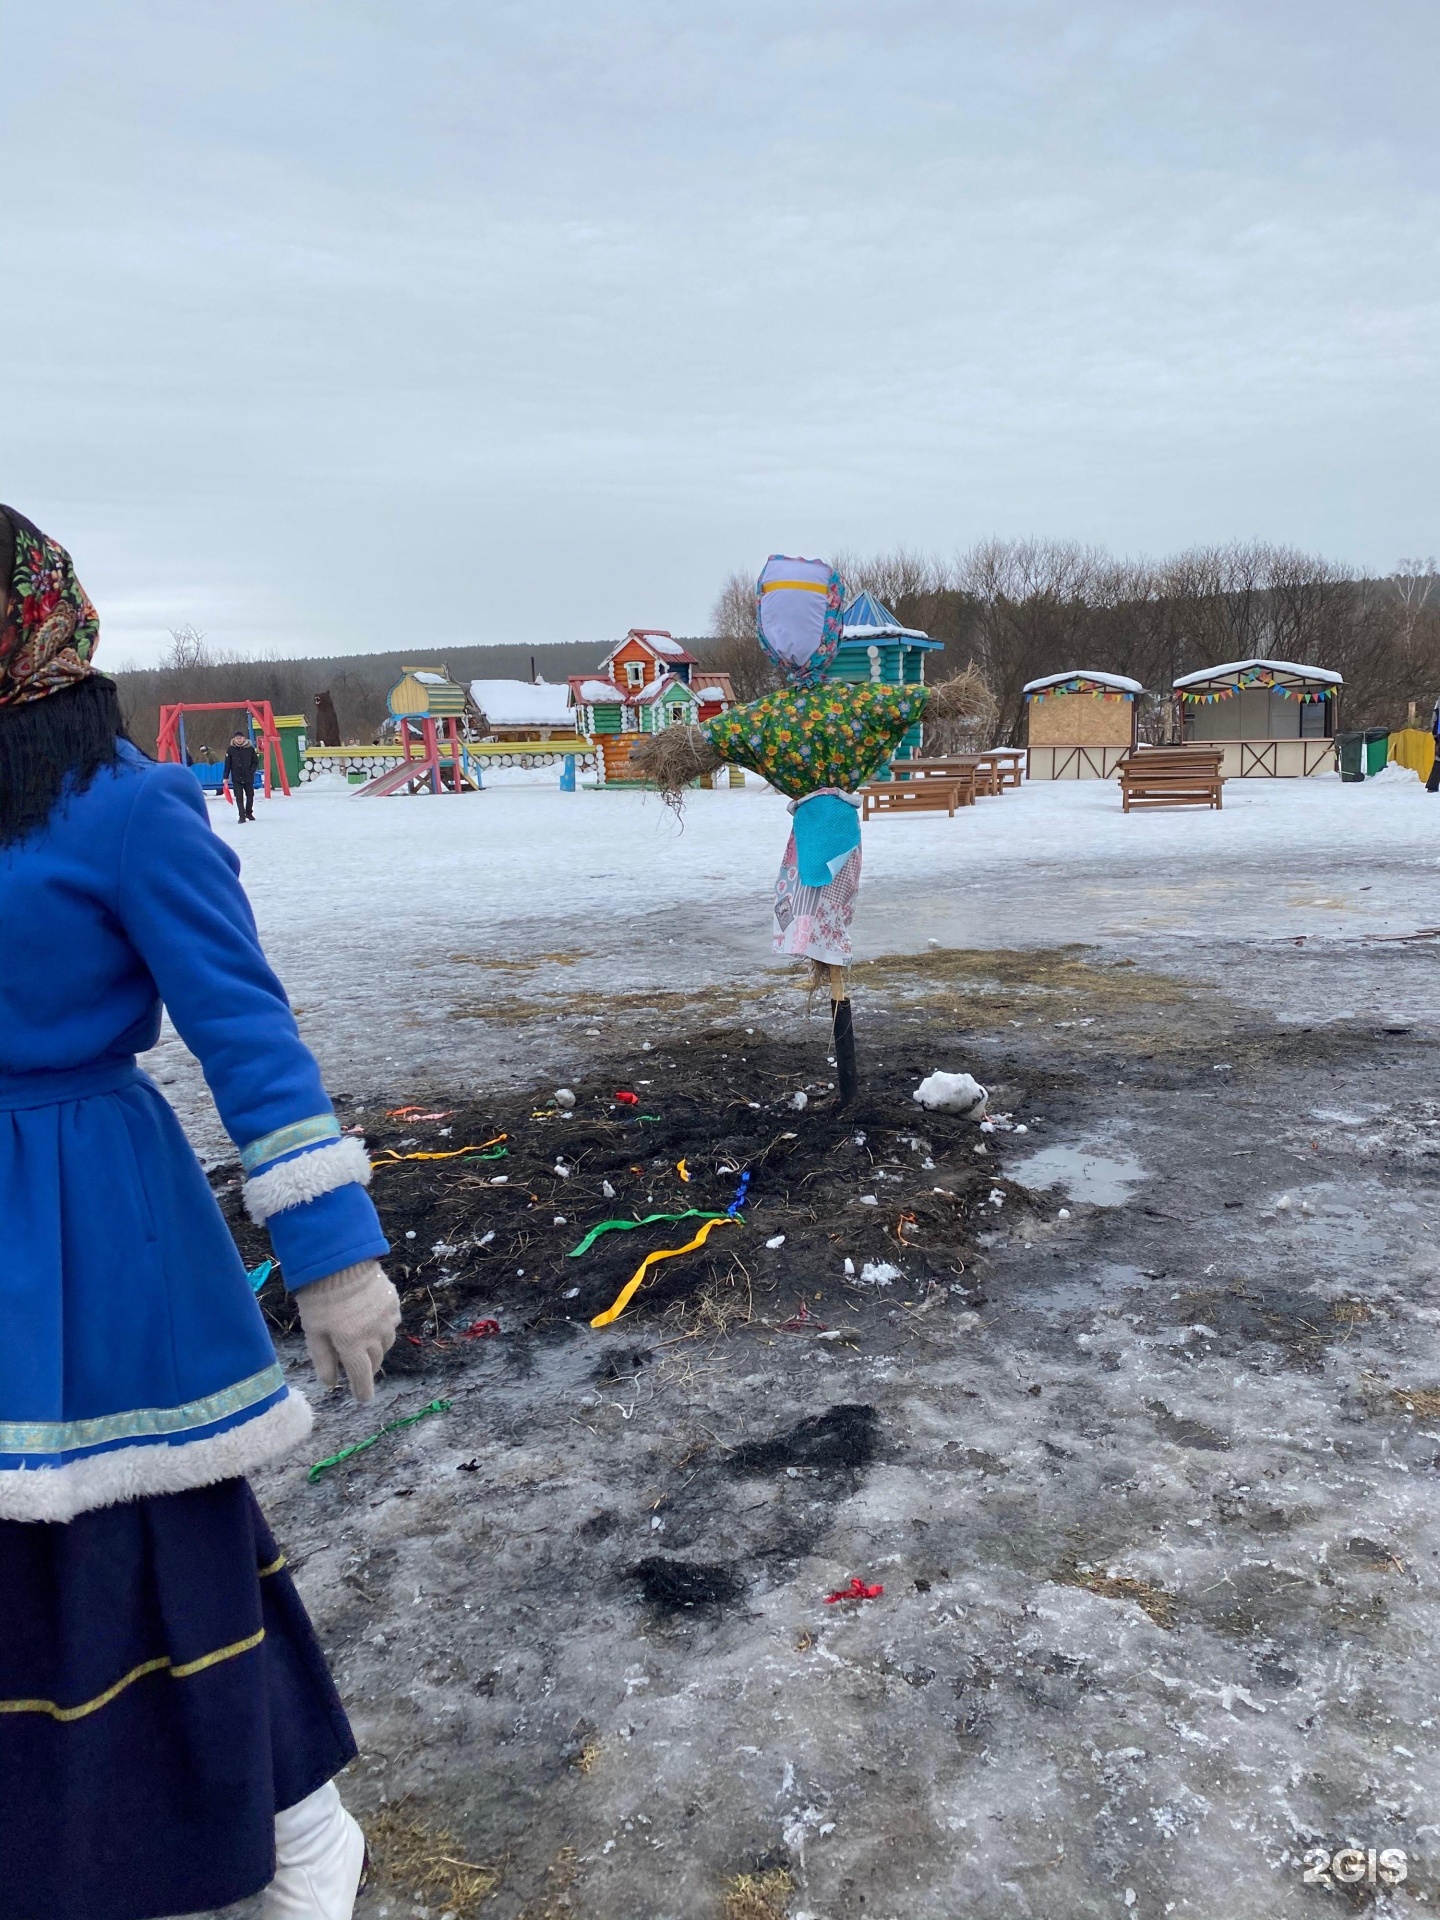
307 1397 451 1482
590 1217 738 1329
568 1209 729 1259
372 1135 507 1165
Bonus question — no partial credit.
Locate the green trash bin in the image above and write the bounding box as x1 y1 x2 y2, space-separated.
1365 728 1391 777
1336 731 1365 782
273 714 307 790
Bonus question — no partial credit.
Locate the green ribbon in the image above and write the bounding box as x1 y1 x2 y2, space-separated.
567 1209 730 1259
307 1397 451 1483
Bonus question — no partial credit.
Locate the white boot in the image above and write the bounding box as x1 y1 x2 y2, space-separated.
262 1781 367 1920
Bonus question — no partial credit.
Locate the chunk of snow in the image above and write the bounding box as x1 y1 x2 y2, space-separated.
554 1087 576 1109
859 1261 901 1286
913 1071 989 1117
790 1090 809 1111
765 1234 786 1249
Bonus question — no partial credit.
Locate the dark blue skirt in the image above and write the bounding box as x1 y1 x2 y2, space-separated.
0 1479 356 1920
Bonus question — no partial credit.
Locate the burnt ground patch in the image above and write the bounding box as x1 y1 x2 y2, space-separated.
215 1031 1031 1354
631 1557 748 1613
724 1403 878 1476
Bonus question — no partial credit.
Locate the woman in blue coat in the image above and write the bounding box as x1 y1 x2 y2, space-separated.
0 505 402 1920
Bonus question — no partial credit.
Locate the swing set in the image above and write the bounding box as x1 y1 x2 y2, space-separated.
155 701 291 798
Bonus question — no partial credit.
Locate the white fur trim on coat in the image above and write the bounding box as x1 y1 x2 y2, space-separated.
243 1135 373 1226
0 1390 313 1524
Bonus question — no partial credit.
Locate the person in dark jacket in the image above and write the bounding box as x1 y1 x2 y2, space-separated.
1426 698 1440 792
0 503 399 1920
225 730 260 820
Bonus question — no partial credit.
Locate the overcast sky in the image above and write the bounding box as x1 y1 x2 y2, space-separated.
1 2 1435 666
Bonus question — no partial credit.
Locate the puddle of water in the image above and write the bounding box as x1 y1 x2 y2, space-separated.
1009 1141 1148 1207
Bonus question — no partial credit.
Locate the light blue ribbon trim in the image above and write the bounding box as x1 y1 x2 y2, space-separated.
0 1364 286 1455
240 1114 341 1173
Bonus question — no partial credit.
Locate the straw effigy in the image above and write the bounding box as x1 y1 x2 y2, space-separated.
630 665 998 807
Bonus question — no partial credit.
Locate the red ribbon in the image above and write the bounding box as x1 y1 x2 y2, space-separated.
825 1577 884 1604
462 1319 501 1340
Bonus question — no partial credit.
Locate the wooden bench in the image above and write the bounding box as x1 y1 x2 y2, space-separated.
1119 747 1224 812
861 777 972 820
901 756 998 796
976 749 1025 790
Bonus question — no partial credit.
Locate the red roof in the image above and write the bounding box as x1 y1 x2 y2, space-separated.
601 629 699 673
568 675 627 702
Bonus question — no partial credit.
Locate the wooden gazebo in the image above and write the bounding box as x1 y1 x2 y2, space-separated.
1024 671 1143 779
1174 659 1341 776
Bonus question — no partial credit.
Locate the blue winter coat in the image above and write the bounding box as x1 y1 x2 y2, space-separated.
0 744 388 1521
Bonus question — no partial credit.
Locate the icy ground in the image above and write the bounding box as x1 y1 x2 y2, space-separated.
169 769 1440 1920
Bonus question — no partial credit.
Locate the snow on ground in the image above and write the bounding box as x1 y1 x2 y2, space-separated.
216 767 1440 967
150 771 1440 1157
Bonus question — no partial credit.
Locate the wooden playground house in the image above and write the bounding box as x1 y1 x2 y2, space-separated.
156 700 290 797
357 668 480 796
1024 672 1143 778
1174 659 1341 776
831 592 943 760
568 630 735 783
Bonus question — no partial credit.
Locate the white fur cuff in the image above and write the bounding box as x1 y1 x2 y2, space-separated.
0 1391 313 1524
243 1135 373 1225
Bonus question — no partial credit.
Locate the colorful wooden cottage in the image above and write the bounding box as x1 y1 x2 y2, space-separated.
568 629 734 782
827 592 943 759
1024 671 1143 779
1174 659 1341 776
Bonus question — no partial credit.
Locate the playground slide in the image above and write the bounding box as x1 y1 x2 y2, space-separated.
353 759 482 797
354 762 435 796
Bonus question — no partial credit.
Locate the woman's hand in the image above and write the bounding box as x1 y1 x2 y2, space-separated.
295 1260 402 1402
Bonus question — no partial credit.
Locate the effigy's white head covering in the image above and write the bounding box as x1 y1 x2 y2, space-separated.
755 554 844 685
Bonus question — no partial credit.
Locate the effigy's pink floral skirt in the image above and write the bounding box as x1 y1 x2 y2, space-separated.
772 838 862 965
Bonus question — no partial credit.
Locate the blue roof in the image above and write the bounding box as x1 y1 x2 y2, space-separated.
840 590 938 645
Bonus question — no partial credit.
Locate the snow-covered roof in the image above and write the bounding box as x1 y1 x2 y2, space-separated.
413 670 449 686
572 677 624 703
1173 658 1344 689
693 684 730 702
1023 669 1144 695
607 628 697 667
634 674 697 706
469 680 575 727
841 589 932 642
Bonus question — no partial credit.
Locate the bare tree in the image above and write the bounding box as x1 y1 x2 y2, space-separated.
165 624 211 671
1393 558 1439 669
710 570 756 642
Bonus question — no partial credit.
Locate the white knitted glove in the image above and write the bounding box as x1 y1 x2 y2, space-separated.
295 1260 402 1402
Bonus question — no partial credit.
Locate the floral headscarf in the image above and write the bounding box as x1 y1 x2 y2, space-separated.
0 506 100 708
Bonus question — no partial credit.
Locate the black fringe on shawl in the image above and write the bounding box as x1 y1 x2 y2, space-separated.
0 676 132 847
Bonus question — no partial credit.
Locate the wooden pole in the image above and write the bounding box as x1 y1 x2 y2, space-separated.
828 963 859 1107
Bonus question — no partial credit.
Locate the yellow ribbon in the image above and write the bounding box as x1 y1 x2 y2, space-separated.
590 1216 736 1329
372 1134 507 1165
760 579 829 594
